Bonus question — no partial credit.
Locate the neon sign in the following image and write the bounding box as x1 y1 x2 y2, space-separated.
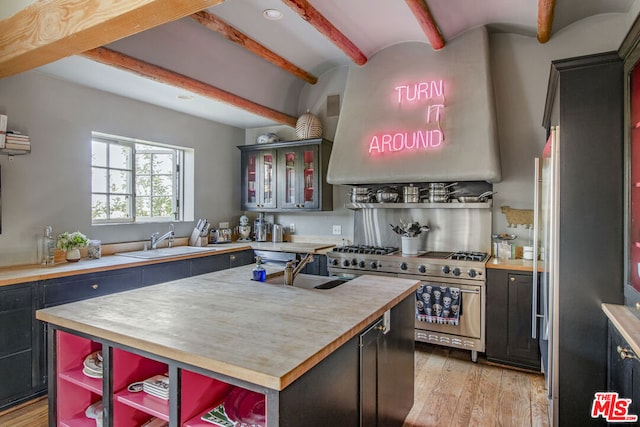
369 79 445 154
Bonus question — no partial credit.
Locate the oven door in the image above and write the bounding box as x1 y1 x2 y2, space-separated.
408 276 484 341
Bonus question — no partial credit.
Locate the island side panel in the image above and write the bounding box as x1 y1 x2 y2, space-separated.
277 294 415 426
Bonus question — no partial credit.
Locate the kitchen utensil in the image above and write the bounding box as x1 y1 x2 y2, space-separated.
375 187 399 203
272 224 283 242
457 190 497 203
402 185 427 203
350 187 373 203
254 213 269 242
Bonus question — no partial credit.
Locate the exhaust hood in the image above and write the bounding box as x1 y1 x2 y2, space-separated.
327 27 501 185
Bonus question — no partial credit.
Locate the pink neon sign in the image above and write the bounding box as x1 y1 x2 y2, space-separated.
369 79 445 154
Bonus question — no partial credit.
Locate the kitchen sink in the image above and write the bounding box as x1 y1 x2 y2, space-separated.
265 274 348 290
116 246 217 259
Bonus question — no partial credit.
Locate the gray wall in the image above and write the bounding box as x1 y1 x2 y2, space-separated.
0 72 243 267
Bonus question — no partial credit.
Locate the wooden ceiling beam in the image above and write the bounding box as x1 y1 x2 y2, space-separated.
191 10 317 84
80 47 298 127
537 0 556 43
0 0 225 78
405 0 445 50
279 0 367 66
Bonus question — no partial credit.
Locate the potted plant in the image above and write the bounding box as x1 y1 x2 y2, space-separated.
56 231 89 262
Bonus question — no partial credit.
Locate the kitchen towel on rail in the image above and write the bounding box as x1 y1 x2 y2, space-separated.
416 285 461 326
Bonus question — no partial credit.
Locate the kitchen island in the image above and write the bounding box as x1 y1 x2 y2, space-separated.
36 264 419 426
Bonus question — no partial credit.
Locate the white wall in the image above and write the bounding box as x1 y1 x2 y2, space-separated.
0 71 244 267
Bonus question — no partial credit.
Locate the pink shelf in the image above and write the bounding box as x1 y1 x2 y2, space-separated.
59 367 102 395
115 389 169 421
59 414 97 427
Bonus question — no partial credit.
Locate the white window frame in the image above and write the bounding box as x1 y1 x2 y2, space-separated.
91 132 190 225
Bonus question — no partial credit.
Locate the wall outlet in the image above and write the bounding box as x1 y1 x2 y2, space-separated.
289 223 295 233
332 225 342 235
219 222 229 229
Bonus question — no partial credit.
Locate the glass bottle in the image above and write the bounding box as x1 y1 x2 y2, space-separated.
252 256 266 282
41 225 55 265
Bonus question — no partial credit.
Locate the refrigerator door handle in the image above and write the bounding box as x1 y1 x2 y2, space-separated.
532 157 541 339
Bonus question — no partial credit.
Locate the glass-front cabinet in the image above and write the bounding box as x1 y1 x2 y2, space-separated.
240 149 276 210
238 138 333 212
279 146 319 209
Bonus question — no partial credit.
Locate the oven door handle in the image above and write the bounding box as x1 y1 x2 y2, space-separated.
459 289 479 295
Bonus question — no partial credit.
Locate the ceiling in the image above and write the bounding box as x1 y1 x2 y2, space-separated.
27 0 637 129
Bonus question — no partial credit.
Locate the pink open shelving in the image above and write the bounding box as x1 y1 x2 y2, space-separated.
54 329 267 426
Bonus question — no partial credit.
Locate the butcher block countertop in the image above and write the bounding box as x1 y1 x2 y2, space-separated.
36 265 419 391
602 303 640 356
486 256 539 272
0 241 335 287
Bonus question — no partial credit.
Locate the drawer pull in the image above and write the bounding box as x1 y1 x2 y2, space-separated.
510 277 516 282
617 345 639 361
92 284 99 290
230 255 236 261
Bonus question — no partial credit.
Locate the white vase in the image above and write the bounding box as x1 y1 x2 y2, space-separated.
66 247 81 262
401 236 420 255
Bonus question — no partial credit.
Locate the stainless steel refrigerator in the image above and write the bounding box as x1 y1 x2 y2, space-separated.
533 126 559 425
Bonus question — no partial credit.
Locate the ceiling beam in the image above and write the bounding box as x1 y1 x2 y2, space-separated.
279 0 367 66
0 0 225 78
537 0 556 43
405 0 445 50
80 47 298 127
190 10 317 84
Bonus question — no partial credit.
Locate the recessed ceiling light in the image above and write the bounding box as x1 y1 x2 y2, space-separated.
263 9 283 20
177 94 194 100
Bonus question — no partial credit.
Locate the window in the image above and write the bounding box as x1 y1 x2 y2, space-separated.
91 132 188 224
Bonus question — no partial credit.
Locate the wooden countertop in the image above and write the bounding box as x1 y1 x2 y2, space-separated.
36 265 419 391
602 303 640 356
486 256 539 272
0 241 336 287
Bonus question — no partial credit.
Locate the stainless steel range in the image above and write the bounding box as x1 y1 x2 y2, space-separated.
327 246 488 361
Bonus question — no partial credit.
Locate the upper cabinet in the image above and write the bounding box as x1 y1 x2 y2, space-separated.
238 139 333 212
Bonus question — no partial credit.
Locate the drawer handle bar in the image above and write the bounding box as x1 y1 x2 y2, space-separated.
92 284 98 290
460 289 479 295
617 345 639 361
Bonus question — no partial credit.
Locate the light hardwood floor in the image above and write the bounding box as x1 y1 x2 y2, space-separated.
0 343 549 427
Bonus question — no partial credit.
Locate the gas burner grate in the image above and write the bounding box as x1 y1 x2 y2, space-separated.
333 245 398 255
449 251 488 261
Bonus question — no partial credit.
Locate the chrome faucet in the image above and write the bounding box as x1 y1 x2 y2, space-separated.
284 253 314 286
150 224 175 249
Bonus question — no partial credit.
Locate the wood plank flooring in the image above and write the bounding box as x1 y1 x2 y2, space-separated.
0 343 549 427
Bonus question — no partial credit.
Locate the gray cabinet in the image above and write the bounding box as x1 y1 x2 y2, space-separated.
607 321 640 417
0 281 45 411
486 269 540 371
239 138 333 212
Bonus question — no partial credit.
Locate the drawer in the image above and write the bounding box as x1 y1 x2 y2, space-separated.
0 286 32 312
43 268 142 307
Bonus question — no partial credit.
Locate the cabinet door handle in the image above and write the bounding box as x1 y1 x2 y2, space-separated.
230 255 236 261
91 284 99 290
510 276 516 282
617 345 639 361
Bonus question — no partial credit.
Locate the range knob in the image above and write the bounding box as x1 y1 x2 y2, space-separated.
452 267 461 277
400 262 408 271
330 258 339 266
358 260 366 268
468 269 477 278
442 266 451 274
370 261 378 269
351 258 358 266
418 265 427 273
342 259 350 267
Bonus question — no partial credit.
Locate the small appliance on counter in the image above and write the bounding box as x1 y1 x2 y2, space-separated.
253 212 269 242
272 224 283 243
236 215 252 242
210 228 232 244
